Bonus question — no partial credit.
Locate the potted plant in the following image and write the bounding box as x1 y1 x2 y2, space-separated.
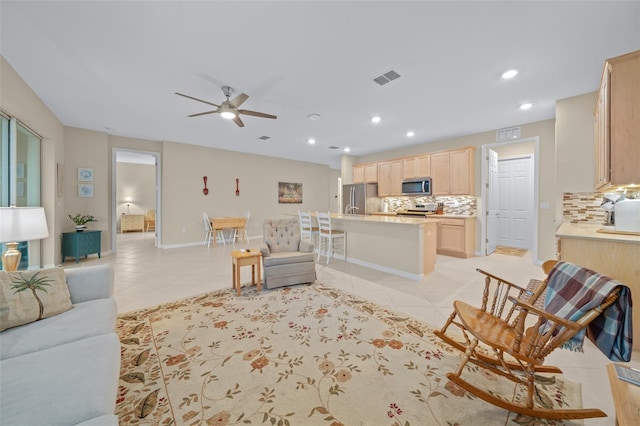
68 213 96 232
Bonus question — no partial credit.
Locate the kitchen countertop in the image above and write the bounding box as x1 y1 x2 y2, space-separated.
372 211 476 219
330 213 440 226
556 222 640 244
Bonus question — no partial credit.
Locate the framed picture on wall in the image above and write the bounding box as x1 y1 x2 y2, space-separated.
278 182 302 203
78 167 94 182
78 183 94 198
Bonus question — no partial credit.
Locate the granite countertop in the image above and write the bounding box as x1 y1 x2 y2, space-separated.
556 222 640 244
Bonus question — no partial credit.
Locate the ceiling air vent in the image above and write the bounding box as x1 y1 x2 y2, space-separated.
373 70 401 86
258 135 271 140
496 126 521 141
328 146 340 150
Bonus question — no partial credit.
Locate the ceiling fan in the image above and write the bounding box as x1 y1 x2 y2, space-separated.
175 86 277 127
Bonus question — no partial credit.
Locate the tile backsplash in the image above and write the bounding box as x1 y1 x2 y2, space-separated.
563 192 607 224
563 191 639 224
384 195 476 216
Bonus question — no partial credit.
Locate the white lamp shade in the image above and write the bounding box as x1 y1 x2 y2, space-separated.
0 207 49 243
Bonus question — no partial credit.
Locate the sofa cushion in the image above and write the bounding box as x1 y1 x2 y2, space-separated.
0 297 117 360
263 251 315 267
0 267 72 332
263 219 301 253
0 333 121 426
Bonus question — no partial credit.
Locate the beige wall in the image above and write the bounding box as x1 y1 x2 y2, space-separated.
555 92 598 222
1 56 65 267
161 141 332 246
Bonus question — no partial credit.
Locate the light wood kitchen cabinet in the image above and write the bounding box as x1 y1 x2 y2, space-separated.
353 165 365 183
403 155 431 179
378 160 403 196
436 217 475 258
431 147 475 195
594 50 640 190
557 227 640 349
353 163 378 183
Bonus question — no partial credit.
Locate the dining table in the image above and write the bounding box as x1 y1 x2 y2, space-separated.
210 217 247 246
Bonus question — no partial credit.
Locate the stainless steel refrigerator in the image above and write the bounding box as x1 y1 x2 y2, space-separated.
342 183 380 215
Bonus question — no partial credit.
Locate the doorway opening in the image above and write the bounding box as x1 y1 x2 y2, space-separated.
481 137 539 263
111 149 161 253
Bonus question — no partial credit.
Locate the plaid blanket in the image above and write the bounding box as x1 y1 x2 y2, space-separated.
544 261 633 362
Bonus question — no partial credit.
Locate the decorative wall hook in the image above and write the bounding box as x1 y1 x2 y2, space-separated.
202 176 209 195
235 178 240 196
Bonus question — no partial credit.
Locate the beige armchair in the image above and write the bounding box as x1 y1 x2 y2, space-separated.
144 209 156 232
260 218 316 289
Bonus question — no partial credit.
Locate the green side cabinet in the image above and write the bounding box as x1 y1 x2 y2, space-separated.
62 230 102 263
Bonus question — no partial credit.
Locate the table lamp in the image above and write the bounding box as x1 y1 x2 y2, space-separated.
0 206 49 271
124 197 132 214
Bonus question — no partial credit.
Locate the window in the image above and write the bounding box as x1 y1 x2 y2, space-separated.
0 113 42 270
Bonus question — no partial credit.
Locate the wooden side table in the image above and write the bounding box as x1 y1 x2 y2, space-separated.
607 363 640 425
231 250 262 296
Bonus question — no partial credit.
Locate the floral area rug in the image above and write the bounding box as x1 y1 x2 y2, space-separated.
115 283 584 425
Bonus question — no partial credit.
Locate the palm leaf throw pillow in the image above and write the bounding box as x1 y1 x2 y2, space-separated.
0 267 72 331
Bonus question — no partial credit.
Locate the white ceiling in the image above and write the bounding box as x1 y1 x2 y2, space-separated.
2 1 639 169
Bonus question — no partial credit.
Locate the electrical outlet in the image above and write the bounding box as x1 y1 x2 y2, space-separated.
182 226 187 233
540 202 549 210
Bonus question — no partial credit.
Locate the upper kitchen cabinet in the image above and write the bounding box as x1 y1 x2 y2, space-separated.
431 147 475 195
353 163 378 183
378 160 403 196
403 155 431 179
594 50 640 190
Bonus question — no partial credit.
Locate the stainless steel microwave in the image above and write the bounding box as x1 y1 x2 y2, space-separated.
401 177 432 195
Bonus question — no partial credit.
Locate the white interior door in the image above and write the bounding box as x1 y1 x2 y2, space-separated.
486 149 499 255
497 156 533 249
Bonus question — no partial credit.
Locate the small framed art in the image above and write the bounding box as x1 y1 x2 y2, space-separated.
78 167 94 182
78 183 94 198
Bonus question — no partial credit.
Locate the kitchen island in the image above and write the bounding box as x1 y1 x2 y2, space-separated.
556 222 640 349
324 213 439 280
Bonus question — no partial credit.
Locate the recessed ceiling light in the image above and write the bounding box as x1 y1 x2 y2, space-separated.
519 103 532 110
344 147 351 153
371 116 381 124
308 138 316 145
406 131 415 137
307 113 321 121
502 69 519 79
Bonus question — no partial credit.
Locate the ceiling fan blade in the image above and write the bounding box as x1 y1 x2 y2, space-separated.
239 109 277 119
233 116 245 127
187 110 218 117
229 93 249 108
175 92 220 108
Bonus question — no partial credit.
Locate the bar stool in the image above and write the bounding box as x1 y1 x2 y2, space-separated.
315 211 345 264
298 210 319 245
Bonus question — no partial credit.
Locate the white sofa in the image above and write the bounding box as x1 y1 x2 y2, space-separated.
0 264 120 426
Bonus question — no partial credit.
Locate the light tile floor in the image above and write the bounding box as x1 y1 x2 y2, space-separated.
65 231 639 425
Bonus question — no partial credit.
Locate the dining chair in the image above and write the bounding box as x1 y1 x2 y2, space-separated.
202 212 214 247
298 210 318 245
231 209 250 243
144 209 156 232
315 212 345 264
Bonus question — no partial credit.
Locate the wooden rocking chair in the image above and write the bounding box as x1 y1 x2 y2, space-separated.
437 260 627 420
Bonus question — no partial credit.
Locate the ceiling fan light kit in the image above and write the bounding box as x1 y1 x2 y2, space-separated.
176 86 276 127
